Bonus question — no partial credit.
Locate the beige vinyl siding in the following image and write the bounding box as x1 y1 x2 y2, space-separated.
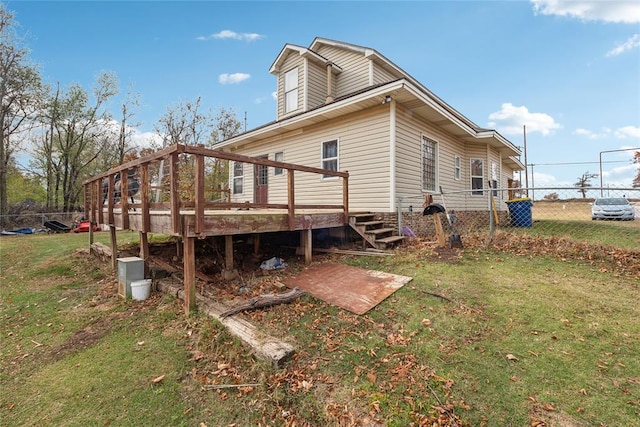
230 107 391 212
315 46 370 98
372 63 398 85
307 61 326 110
394 105 466 207
277 54 304 120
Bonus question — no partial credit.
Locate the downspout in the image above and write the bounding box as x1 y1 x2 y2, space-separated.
389 99 396 212
325 62 334 103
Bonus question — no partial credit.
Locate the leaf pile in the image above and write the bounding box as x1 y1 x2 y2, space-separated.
470 232 640 278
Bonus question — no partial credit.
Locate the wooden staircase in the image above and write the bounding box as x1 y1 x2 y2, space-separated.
349 213 405 250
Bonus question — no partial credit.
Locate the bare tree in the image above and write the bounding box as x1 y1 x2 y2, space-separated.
0 4 45 226
575 171 598 199
29 72 119 211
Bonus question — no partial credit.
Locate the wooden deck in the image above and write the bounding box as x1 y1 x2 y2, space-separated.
83 144 349 314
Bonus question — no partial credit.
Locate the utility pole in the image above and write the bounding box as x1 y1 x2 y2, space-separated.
523 125 529 197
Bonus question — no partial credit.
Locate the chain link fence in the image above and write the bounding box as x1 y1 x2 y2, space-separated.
397 186 639 252
1 212 80 233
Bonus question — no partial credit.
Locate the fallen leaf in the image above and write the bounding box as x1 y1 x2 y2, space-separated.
506 353 518 361
421 318 432 326
152 375 165 384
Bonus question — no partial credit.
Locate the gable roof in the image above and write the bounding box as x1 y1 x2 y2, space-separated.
221 37 523 170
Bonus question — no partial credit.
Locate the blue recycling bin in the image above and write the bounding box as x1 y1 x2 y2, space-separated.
506 198 533 227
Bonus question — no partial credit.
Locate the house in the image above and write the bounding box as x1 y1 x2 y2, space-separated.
216 37 524 246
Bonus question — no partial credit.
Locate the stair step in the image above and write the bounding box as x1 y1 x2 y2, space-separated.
375 235 405 244
350 213 375 220
366 227 395 236
356 220 384 227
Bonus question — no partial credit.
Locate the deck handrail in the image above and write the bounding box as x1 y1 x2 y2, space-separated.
83 143 349 234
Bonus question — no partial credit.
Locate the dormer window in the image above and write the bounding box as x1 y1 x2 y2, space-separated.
284 67 298 113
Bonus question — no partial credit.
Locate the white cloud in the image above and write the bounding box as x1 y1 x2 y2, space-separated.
531 0 640 24
606 34 640 57
218 73 250 85
271 91 277 100
614 125 640 139
573 125 640 140
197 30 264 42
487 103 561 136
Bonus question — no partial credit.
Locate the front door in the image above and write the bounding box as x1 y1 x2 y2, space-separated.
254 156 268 204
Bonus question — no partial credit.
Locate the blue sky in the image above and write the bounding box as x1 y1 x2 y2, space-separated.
8 0 640 189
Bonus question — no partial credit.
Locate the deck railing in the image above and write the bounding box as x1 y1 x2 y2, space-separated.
83 144 349 235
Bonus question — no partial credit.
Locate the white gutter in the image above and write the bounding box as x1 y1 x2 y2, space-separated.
389 98 396 212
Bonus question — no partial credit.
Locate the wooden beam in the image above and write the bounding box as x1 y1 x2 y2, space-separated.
287 169 295 230
96 180 103 226
195 154 205 235
139 231 149 277
301 228 312 265
120 168 130 230
343 173 349 223
155 280 295 367
141 162 150 232
109 225 117 271
253 234 260 255
183 236 196 315
107 175 115 225
225 235 233 270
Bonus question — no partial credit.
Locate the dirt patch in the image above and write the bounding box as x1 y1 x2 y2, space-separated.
49 313 124 362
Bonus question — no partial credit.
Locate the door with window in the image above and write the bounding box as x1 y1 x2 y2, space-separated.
254 155 268 204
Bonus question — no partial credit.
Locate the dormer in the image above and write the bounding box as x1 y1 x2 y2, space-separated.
270 44 342 121
270 38 410 121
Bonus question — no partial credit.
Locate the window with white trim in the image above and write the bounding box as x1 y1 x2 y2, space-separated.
454 155 461 180
321 139 338 178
274 151 284 176
232 161 244 194
471 158 484 196
284 68 298 113
422 136 437 192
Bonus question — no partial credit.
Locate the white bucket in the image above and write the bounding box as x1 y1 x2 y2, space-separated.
131 279 152 301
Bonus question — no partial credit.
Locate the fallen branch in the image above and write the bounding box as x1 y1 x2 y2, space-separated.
203 383 260 390
420 290 453 303
220 287 305 318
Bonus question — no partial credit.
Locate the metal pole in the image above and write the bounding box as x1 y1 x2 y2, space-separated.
598 147 640 197
523 126 529 197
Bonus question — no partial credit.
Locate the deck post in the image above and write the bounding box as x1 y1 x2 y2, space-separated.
120 168 130 230
170 153 180 234
195 154 205 235
253 234 260 255
141 163 150 232
109 225 117 271
301 229 312 265
287 169 295 230
139 231 149 277
183 236 196 315
225 235 234 270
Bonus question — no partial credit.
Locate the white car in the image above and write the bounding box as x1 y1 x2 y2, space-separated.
591 198 635 221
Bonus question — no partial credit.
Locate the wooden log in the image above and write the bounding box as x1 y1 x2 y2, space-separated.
155 280 295 367
219 287 304 318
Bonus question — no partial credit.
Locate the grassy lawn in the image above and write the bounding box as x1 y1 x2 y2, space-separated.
1 230 638 426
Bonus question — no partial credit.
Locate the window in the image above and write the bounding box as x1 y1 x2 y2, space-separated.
321 139 338 178
454 155 461 180
471 158 484 196
232 161 243 194
491 162 498 197
284 68 298 113
274 151 284 176
422 136 437 192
